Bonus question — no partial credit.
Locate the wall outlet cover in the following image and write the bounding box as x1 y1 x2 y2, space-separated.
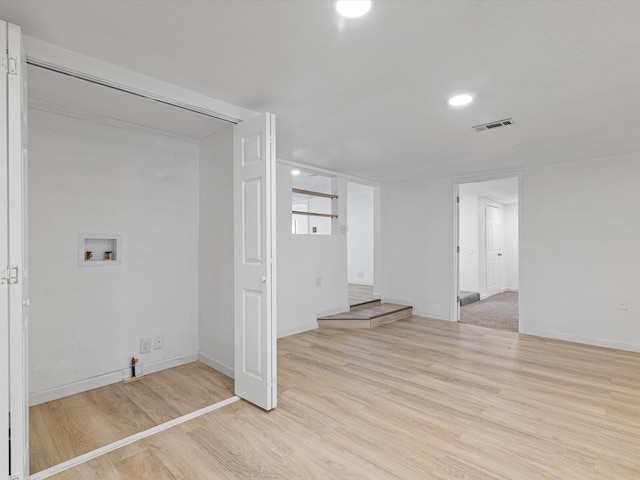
140 337 151 354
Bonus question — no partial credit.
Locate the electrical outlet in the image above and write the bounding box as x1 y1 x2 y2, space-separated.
140 337 151 354
154 336 164 350
316 276 322 286
617 298 628 311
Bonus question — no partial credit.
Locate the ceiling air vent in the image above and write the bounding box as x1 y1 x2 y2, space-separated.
473 118 514 133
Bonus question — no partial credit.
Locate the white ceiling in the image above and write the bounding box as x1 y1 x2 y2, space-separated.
2 0 640 184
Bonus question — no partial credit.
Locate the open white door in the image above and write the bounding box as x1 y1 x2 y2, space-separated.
1 19 10 480
233 113 277 411
3 21 28 479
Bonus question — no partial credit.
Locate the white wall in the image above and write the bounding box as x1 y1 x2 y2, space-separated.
522 153 640 350
458 196 479 292
28 110 200 404
277 163 349 337
347 184 374 285
198 126 235 377
382 178 453 320
503 203 519 290
382 153 640 352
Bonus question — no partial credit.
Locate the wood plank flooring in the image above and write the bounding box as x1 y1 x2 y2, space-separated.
46 317 640 479
30 361 234 473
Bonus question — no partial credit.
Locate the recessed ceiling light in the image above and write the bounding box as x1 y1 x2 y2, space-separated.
448 94 473 107
336 0 372 18
291 169 301 175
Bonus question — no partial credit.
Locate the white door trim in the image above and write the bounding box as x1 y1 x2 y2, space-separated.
23 35 258 124
450 172 524 333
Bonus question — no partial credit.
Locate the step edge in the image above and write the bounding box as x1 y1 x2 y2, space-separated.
369 305 413 320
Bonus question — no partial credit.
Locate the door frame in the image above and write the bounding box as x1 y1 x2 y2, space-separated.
278 159 383 301
451 172 524 332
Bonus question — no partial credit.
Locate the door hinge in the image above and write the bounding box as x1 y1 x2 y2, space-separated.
270 377 276 389
1 54 17 75
457 246 460 253
1 265 19 284
8 55 18 75
457 296 461 304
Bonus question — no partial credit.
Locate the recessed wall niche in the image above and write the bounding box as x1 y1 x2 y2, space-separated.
78 233 122 266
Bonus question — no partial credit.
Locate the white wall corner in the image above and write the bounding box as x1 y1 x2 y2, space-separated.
198 353 235 379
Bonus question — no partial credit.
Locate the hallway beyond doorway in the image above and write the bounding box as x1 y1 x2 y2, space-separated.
459 291 518 332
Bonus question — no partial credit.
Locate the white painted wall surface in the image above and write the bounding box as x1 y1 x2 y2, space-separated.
276 163 349 337
522 153 640 350
382 153 640 351
382 178 454 320
503 203 519 290
347 184 374 285
198 127 235 377
28 110 200 403
458 196 479 293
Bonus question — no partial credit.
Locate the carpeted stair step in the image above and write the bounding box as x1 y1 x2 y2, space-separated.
459 291 480 306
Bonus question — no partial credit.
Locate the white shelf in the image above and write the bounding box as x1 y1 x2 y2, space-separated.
78 233 122 266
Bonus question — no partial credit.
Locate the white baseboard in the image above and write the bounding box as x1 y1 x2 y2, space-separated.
523 328 640 353
30 352 199 406
278 323 317 338
141 353 198 377
198 353 234 378
412 310 452 322
348 281 374 286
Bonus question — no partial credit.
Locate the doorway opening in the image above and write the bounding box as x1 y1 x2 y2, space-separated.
456 177 520 332
347 182 376 306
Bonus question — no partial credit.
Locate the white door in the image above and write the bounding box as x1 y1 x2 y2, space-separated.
1 20 28 479
0 19 10 480
233 113 277 411
486 203 501 297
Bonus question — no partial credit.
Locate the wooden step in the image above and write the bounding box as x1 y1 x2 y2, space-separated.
317 303 412 329
349 298 381 310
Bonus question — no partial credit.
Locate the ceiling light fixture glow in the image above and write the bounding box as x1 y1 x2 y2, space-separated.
291 169 301 175
336 0 372 18
448 94 473 107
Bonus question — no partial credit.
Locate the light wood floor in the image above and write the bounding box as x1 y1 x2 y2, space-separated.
30 361 234 473
47 317 640 479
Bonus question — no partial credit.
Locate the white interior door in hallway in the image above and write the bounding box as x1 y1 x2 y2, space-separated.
486 202 502 297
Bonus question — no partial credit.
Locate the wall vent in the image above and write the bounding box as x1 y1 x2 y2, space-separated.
472 118 514 133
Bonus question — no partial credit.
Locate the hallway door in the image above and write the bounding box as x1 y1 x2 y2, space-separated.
486 203 501 297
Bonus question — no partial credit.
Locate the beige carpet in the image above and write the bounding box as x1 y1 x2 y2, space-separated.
459 291 519 332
